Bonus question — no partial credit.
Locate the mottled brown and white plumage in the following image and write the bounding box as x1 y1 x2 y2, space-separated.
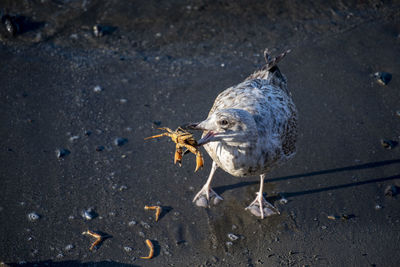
189 49 297 219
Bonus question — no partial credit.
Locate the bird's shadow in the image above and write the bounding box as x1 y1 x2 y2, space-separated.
213 159 400 198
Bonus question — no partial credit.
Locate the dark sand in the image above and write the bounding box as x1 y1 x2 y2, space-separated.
1 1 400 266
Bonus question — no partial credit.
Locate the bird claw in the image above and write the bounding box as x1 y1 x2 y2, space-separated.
245 193 279 219
193 187 223 207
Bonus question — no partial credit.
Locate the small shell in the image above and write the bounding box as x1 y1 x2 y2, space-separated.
93 85 102 92
56 148 70 158
114 137 128 146
2 15 19 36
227 233 239 241
27 212 40 221
81 208 97 220
380 139 397 150
384 185 398 197
93 25 103 37
374 72 392 85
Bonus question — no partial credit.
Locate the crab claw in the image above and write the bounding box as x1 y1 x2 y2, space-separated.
194 151 204 172
174 146 183 166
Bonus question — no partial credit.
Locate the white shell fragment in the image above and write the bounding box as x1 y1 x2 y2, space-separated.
56 148 70 158
93 85 103 92
27 212 40 221
227 233 239 241
81 208 97 220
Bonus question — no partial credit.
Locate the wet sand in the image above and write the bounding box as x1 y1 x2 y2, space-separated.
1 1 400 266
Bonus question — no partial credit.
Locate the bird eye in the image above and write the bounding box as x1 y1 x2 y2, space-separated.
220 119 228 126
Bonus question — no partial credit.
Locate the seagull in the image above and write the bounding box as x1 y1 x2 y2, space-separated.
187 49 297 219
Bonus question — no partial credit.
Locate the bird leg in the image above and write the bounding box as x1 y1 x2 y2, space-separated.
193 161 223 207
245 174 279 219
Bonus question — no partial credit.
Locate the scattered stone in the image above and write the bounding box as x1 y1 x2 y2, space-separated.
138 231 145 238
93 85 103 92
384 185 398 197
93 25 103 37
56 148 70 158
140 221 151 229
119 185 128 191
128 220 137 226
27 212 40 221
81 208 97 220
227 233 239 241
2 14 19 36
120 98 128 104
64 244 74 251
153 121 162 126
380 139 397 150
123 246 133 252
279 197 288 204
114 137 128 146
321 225 327 230
96 145 105 152
69 135 80 142
374 204 382 210
226 241 233 247
374 72 392 85
232 224 238 230
56 253 64 259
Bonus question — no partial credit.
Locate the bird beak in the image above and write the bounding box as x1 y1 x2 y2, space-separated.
183 121 216 145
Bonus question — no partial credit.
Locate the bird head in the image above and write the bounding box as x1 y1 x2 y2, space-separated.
187 109 258 145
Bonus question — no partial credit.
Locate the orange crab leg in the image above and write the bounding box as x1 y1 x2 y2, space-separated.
140 239 154 259
144 205 162 222
144 132 170 140
174 144 183 166
195 151 204 172
82 230 103 251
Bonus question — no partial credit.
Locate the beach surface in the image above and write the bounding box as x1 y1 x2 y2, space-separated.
1 1 400 266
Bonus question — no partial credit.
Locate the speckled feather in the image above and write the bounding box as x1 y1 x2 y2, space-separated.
203 50 297 177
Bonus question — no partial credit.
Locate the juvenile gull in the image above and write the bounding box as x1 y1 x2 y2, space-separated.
188 49 297 219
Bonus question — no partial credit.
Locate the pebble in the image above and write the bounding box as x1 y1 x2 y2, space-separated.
140 221 151 229
374 72 392 85
93 85 103 92
69 135 80 142
27 212 40 221
93 25 103 37
128 220 137 226
226 241 233 247
96 145 105 151
384 185 398 197
396 110 400 117
120 98 128 104
56 148 70 158
2 15 19 36
374 204 382 210
380 139 397 149
321 225 327 230
81 208 97 220
279 197 288 204
138 231 145 238
123 246 133 252
227 233 239 241
64 244 74 251
114 137 128 146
